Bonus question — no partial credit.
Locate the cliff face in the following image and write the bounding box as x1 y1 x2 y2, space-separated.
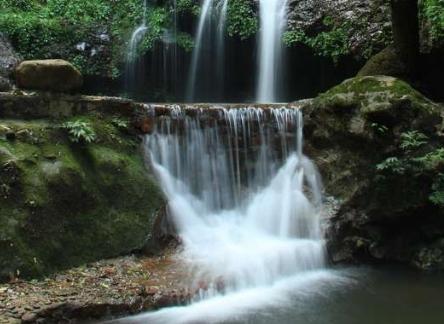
287 0 392 58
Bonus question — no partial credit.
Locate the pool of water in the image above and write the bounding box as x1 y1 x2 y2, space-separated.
111 267 444 324
236 267 444 324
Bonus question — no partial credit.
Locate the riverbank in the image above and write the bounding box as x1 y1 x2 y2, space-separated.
0 247 191 323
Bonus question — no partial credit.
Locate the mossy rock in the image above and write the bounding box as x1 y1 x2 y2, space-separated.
0 116 164 281
304 76 444 270
313 76 440 134
15 59 83 92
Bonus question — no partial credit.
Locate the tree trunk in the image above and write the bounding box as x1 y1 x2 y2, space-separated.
390 0 420 76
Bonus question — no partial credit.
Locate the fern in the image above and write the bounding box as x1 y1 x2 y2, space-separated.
62 120 96 143
400 131 428 151
376 157 406 174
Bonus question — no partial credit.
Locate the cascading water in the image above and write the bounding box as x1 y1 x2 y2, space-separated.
186 0 229 102
113 106 343 323
256 0 288 103
125 0 148 92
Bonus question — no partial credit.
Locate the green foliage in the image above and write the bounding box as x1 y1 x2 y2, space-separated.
177 0 200 16
0 0 170 78
0 0 37 11
139 7 168 53
111 117 129 130
283 21 350 62
62 120 96 143
414 148 444 170
400 131 429 151
376 157 406 174
227 0 258 39
430 174 444 205
176 32 195 52
422 0 444 40
376 130 444 206
371 122 389 135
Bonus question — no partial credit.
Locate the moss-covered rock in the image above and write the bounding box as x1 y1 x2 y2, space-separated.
303 76 444 270
15 59 83 92
0 113 164 282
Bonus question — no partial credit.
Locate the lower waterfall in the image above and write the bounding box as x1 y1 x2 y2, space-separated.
114 106 346 323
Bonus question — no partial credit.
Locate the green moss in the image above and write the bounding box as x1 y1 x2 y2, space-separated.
315 76 437 115
0 115 164 281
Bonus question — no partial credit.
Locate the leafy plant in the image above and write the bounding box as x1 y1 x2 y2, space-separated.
414 148 444 169
176 32 194 52
422 0 444 40
111 117 129 130
227 0 258 39
376 129 444 206
283 23 350 63
400 131 429 151
371 122 388 135
62 120 96 143
430 174 444 205
376 157 406 174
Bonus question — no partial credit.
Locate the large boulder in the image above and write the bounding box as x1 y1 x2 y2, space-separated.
303 76 444 270
0 113 164 282
15 59 83 92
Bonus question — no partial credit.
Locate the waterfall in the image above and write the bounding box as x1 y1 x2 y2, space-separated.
114 106 333 323
256 0 288 103
125 0 148 93
186 0 229 102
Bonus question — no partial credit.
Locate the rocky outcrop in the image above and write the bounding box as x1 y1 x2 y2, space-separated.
15 60 83 92
303 76 444 270
287 0 392 58
0 92 164 282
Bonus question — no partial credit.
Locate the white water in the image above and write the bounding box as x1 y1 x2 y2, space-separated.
113 106 337 323
186 0 229 101
125 0 148 91
257 0 288 103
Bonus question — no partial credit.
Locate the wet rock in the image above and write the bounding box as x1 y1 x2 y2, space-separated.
303 76 444 270
15 60 83 92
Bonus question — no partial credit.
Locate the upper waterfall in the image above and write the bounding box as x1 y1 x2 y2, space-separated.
256 0 288 103
186 0 229 102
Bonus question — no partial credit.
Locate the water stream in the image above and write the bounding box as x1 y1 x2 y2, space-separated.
111 106 344 323
125 0 148 92
186 0 229 102
256 0 288 103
